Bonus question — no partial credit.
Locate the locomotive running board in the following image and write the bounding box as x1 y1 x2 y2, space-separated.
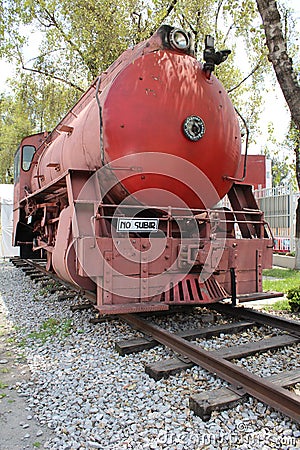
95 302 169 315
237 291 283 303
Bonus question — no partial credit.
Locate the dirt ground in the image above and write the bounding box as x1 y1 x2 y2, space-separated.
0 300 54 450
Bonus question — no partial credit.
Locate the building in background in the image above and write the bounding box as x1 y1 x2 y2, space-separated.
0 184 19 257
255 184 299 253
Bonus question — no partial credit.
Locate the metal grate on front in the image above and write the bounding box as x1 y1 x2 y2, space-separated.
161 274 229 304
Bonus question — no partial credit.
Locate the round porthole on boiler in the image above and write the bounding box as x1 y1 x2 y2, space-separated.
183 116 205 141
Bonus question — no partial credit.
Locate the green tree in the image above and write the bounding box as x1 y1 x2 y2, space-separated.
0 0 283 183
263 122 296 188
255 0 300 265
15 72 79 131
1 0 268 93
0 93 34 182
2 0 153 88
0 73 80 182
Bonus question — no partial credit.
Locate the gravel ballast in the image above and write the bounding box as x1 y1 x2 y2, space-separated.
0 258 300 450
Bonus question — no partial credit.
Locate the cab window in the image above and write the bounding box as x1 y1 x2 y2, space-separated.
22 145 36 171
14 147 21 182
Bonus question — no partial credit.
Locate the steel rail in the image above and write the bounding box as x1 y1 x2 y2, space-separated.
209 303 300 337
23 259 97 304
122 313 300 423
12 258 300 421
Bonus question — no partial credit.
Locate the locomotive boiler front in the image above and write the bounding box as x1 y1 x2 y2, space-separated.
102 38 241 209
35 25 241 210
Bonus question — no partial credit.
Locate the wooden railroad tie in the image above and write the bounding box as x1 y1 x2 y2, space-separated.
115 321 255 356
57 293 77 301
30 273 48 281
70 303 93 312
190 368 300 420
144 334 299 380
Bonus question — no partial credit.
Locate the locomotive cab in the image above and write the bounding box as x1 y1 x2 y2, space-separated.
13 132 47 258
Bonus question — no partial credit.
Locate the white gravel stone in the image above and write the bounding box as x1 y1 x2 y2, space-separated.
1 259 300 449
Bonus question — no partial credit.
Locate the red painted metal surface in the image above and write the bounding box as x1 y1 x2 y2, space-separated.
32 31 240 210
12 26 273 314
237 155 268 190
103 51 240 208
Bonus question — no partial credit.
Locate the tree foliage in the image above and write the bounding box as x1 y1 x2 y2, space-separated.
255 0 300 265
0 0 286 183
0 92 33 183
256 0 300 165
263 122 297 188
0 71 80 183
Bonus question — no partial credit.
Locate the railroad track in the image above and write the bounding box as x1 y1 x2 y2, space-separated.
10 257 300 424
118 313 300 423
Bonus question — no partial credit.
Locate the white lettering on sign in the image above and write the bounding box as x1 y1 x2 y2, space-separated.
117 218 159 233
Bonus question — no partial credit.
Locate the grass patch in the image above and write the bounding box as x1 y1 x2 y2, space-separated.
21 318 73 345
263 268 300 293
41 281 60 292
33 443 41 448
33 282 62 300
0 381 8 389
0 368 10 374
263 299 291 312
0 393 7 399
33 288 50 300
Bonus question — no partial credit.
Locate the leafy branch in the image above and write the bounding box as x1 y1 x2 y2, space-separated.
16 46 84 92
228 59 261 92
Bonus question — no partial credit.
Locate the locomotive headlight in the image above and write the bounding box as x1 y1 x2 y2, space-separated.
169 28 190 51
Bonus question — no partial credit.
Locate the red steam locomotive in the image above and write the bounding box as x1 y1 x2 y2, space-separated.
13 25 273 314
